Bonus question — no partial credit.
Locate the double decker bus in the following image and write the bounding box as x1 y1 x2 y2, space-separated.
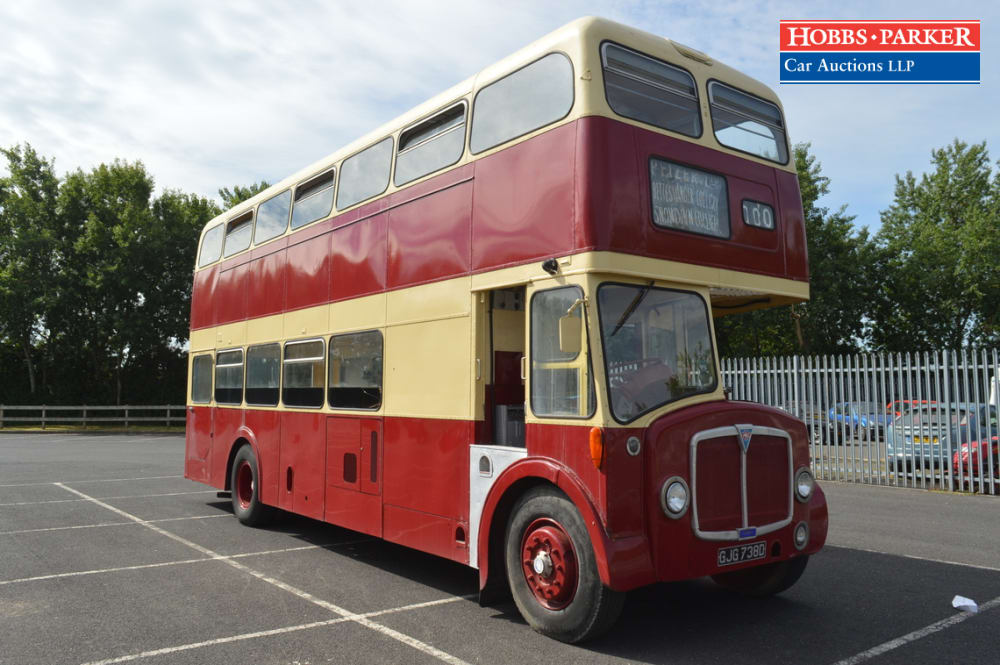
185 17 827 642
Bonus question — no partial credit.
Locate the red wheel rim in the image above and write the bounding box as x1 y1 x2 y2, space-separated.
236 460 254 510
520 518 578 610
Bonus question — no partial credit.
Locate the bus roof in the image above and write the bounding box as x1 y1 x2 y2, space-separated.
198 16 788 242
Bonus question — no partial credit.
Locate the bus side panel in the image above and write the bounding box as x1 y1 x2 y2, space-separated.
574 117 643 253
279 411 326 520
471 122 576 271
776 170 809 282
247 248 286 320
526 423 607 524
384 504 467 564
388 181 472 288
383 416 471 524
330 213 387 302
184 405 212 483
285 232 331 312
244 408 281 507
211 407 243 489
190 265 217 331
214 263 249 326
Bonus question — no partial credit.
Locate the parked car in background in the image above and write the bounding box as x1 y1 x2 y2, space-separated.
778 400 826 441
952 436 1000 488
887 403 998 471
886 399 936 417
827 402 892 443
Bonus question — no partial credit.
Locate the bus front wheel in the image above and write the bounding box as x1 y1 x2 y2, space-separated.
504 487 624 643
230 444 271 527
711 554 809 597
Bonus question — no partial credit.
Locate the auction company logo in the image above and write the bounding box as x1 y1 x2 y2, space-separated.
779 20 980 84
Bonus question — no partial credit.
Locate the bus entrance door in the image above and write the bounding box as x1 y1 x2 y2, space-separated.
325 416 383 536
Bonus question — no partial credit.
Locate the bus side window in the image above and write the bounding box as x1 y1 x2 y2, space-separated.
223 211 253 258
283 339 325 408
470 52 574 154
337 138 393 210
395 102 467 187
291 170 335 230
191 355 214 403
328 331 383 410
198 224 224 268
246 344 280 406
530 285 594 418
255 190 291 244
214 349 244 405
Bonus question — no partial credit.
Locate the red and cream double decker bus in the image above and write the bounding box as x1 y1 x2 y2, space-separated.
185 17 827 642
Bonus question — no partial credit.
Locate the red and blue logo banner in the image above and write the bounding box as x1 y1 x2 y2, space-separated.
779 20 980 84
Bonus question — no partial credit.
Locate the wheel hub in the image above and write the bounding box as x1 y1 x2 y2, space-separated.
236 461 254 510
520 518 578 610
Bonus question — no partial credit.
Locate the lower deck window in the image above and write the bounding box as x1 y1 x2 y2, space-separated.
191 355 213 403
328 331 383 409
283 340 324 407
246 344 280 406
214 350 244 405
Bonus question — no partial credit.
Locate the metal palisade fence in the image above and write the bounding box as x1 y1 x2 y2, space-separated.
721 350 999 494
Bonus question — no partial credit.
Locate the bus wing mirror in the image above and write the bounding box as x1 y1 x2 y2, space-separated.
558 314 582 355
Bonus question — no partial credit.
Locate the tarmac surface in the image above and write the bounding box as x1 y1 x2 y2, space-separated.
1 431 998 664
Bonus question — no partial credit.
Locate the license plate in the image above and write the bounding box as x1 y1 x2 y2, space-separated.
717 541 766 567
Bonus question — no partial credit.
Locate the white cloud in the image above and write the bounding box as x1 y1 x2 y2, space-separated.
1 0 996 233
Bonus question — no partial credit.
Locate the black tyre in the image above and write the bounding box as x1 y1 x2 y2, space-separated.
230 444 271 527
712 554 809 597
505 486 625 643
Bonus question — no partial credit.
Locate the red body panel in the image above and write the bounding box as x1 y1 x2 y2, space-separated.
247 248 286 320
279 411 326 520
383 417 470 521
184 406 212 483
285 233 331 312
214 264 248 325
388 180 472 288
330 214 387 302
211 407 242 488
244 409 281 506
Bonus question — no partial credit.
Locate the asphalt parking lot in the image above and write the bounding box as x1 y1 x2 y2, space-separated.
1 432 999 665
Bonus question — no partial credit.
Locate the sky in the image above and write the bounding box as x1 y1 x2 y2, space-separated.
1 0 996 234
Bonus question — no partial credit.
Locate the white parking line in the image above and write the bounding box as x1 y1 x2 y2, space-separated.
0 543 358 586
0 475 184 488
79 596 471 665
0 490 216 506
0 514 228 535
56 483 471 665
829 595 1000 665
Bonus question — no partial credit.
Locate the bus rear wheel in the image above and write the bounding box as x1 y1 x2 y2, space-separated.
505 487 624 643
711 554 809 597
230 444 271 527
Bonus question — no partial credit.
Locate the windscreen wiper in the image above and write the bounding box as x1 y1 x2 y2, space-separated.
609 280 654 337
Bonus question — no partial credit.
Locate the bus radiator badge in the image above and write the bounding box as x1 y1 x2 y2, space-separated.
735 425 754 453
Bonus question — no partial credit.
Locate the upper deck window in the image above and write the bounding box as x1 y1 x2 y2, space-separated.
255 190 291 244
198 224 224 268
337 138 393 210
601 43 700 138
223 212 253 258
394 102 466 186
292 170 335 229
708 82 788 164
470 53 573 154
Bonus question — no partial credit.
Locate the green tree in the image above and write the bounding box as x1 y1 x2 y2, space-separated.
0 144 60 397
218 180 270 209
871 139 1000 350
715 143 874 357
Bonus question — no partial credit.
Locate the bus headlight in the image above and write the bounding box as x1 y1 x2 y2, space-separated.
795 468 814 503
660 477 690 519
